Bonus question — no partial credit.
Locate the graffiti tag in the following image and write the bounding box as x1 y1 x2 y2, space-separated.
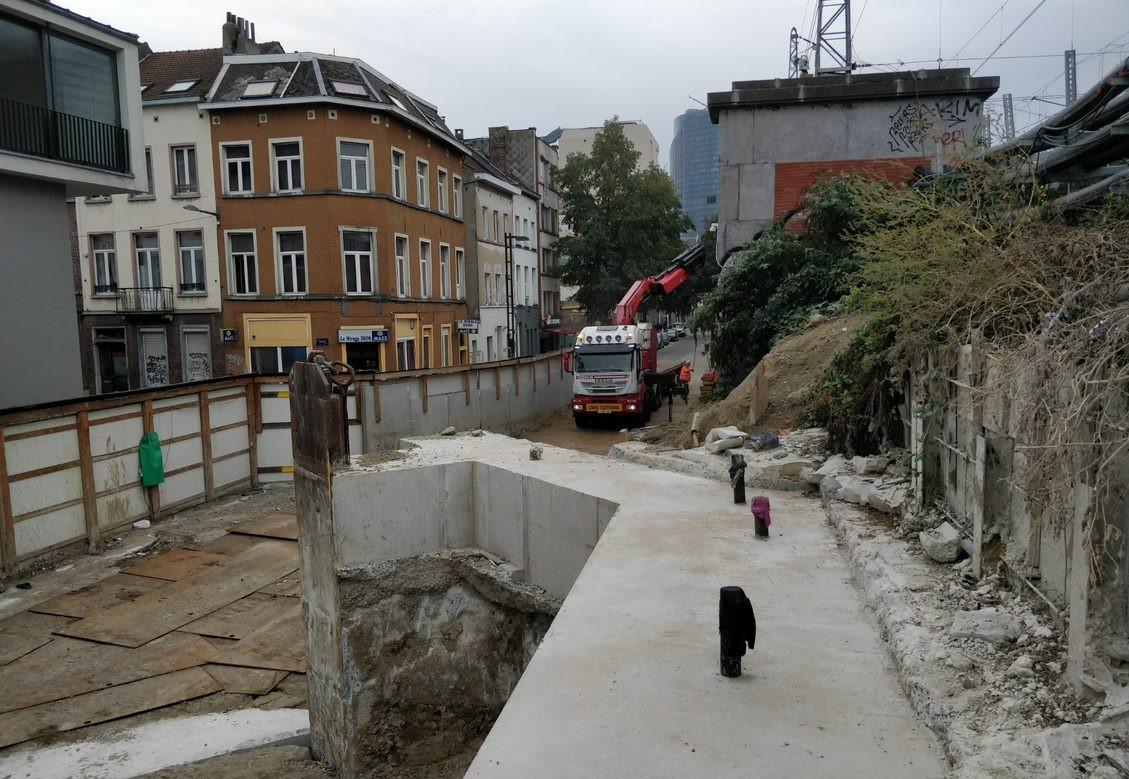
888 98 982 154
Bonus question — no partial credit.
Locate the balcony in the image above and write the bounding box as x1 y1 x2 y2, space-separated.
117 287 173 313
0 98 131 174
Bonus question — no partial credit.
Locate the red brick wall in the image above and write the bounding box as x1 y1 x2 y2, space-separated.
774 157 932 224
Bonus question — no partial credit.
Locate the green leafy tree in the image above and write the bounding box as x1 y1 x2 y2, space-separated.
557 119 691 321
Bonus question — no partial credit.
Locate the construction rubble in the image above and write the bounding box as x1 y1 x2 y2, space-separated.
612 426 1129 776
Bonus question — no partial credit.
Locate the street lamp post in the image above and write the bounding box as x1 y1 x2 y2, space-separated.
503 232 529 358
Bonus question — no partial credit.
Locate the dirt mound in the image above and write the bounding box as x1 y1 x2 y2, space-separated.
674 314 865 447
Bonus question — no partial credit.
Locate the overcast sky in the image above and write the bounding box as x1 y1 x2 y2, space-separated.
69 0 1129 167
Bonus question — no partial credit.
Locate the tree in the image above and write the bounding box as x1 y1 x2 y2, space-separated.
557 119 691 321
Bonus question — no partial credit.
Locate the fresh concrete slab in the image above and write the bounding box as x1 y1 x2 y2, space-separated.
348 434 946 778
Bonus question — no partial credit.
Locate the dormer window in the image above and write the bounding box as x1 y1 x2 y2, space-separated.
332 81 366 97
165 79 198 93
140 84 151 93
384 92 408 112
242 81 277 98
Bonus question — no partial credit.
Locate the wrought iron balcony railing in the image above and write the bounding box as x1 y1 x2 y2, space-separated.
117 287 173 313
0 98 131 174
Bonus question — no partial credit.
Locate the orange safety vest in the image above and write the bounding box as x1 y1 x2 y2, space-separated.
679 364 692 383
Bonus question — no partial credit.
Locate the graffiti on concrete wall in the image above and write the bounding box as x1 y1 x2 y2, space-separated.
887 98 983 154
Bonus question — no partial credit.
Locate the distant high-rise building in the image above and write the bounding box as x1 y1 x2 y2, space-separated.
670 108 718 237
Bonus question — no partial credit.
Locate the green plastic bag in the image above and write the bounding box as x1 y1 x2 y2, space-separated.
139 431 165 487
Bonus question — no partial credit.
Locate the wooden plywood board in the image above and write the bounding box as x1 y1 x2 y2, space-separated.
120 549 229 581
203 664 287 695
257 572 301 598
56 540 298 648
0 667 222 749
0 610 76 639
0 631 50 666
179 594 289 640
29 573 165 618
0 631 215 713
230 513 299 541
196 533 259 556
210 601 307 673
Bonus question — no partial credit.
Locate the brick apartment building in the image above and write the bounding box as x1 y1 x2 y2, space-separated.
202 52 470 375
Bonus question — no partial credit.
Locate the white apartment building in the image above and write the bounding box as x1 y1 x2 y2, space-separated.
548 120 660 171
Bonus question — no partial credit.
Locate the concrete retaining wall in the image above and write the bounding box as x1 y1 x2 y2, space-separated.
331 461 617 599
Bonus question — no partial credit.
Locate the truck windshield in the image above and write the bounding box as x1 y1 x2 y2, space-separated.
575 351 632 373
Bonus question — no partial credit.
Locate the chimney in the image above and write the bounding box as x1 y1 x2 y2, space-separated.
487 126 509 170
222 12 262 55
455 129 464 140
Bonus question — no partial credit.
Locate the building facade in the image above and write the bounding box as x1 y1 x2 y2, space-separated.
465 126 561 351
202 52 470 375
0 0 145 408
72 15 280 393
547 120 660 170
670 108 719 238
707 68 999 257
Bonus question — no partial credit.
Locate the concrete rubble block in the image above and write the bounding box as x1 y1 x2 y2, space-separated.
705 434 747 454
868 483 908 516
919 521 963 563
819 475 842 497
850 455 888 475
440 426 457 436
754 453 815 481
704 425 747 445
950 608 1022 644
800 466 818 484
836 478 875 506
814 454 849 480
1007 654 1035 677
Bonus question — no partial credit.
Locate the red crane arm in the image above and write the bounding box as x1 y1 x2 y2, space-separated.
612 242 706 325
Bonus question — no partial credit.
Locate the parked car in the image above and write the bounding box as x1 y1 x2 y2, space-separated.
674 323 688 338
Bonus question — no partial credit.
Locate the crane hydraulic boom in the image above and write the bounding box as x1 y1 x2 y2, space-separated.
612 241 708 326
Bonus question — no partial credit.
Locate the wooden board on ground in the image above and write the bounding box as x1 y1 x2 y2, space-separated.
0 632 50 666
120 549 229 581
29 573 165 618
0 667 221 749
229 513 299 541
179 593 289 640
203 664 287 695
210 600 307 673
0 610 76 640
0 631 215 713
56 540 299 648
257 572 301 598
196 533 259 556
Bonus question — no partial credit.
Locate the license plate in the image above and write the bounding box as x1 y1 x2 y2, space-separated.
588 403 623 413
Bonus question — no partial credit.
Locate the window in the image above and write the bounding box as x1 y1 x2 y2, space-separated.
182 327 212 382
134 233 161 288
453 176 462 217
418 239 432 299
346 342 381 372
332 81 366 97
441 326 451 367
165 79 198 93
416 159 429 207
342 230 374 294
91 234 117 295
396 338 416 371
223 143 253 194
481 206 489 236
177 231 205 294
455 248 465 299
391 149 406 200
276 230 307 294
242 81 277 98
395 235 410 297
494 272 502 305
139 328 169 387
92 327 128 393
171 145 198 195
493 210 500 241
131 147 155 198
437 169 448 214
439 244 450 299
272 141 302 193
251 346 307 374
228 232 257 295
421 327 432 370
49 34 118 126
338 141 370 193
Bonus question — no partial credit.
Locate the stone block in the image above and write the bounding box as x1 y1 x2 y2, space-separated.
950 608 1021 644
919 521 962 562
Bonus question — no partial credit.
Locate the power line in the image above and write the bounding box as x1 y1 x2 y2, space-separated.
1029 30 1129 98
860 47 1129 69
854 0 871 36
971 0 1048 75
943 0 1010 67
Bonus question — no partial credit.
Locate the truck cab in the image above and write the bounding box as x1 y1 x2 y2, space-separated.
569 324 656 426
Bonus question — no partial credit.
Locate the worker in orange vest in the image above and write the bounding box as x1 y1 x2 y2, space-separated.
679 362 692 384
